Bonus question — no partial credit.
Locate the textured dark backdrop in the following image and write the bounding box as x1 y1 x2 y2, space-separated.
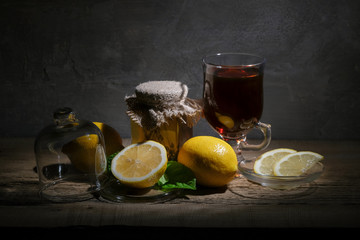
1 0 360 140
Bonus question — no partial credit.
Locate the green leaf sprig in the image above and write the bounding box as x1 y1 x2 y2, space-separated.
155 161 196 191
106 153 196 191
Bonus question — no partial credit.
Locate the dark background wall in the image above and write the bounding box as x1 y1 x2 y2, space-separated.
1 0 360 140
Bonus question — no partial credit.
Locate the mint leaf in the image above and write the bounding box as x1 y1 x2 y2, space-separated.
156 161 196 191
158 173 169 186
106 151 119 172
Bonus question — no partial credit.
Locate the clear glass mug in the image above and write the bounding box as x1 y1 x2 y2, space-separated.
202 53 271 161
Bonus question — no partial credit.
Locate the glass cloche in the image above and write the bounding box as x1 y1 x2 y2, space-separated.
34 107 106 202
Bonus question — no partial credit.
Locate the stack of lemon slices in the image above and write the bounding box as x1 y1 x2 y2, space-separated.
253 148 324 177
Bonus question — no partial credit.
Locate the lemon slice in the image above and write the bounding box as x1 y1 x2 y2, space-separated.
215 112 234 129
111 140 168 188
273 151 324 176
253 148 297 175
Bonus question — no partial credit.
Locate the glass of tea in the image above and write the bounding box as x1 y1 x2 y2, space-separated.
202 53 271 160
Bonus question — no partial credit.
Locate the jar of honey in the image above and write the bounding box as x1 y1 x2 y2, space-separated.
125 81 202 161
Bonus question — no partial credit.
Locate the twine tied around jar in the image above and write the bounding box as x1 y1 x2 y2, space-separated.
125 81 203 131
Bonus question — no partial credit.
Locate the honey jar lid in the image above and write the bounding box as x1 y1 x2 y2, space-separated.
135 81 188 106
125 80 202 130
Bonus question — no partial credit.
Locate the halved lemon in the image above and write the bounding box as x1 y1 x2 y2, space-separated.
273 151 324 176
111 140 168 188
254 148 297 175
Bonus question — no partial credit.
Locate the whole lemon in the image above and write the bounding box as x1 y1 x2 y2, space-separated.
93 122 124 156
177 136 238 187
62 122 124 173
62 134 100 173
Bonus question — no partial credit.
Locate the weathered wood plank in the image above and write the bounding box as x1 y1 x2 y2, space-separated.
1 138 360 228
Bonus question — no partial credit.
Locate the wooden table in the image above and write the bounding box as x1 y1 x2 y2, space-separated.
1 138 360 235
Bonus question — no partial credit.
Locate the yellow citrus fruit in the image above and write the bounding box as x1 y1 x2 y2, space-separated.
62 122 123 173
62 134 101 173
215 112 234 129
253 148 297 175
177 136 238 187
273 151 324 176
111 140 168 188
93 122 124 156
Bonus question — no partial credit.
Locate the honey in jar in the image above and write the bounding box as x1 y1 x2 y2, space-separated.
125 81 202 161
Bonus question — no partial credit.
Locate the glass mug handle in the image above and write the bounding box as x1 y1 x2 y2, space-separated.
239 122 271 151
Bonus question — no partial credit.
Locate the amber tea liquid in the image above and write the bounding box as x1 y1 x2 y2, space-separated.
203 67 263 138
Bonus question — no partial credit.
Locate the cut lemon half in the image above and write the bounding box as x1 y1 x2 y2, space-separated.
111 140 168 188
273 151 324 176
253 148 297 175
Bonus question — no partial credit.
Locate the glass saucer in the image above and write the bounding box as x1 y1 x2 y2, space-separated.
98 177 180 203
238 157 324 190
